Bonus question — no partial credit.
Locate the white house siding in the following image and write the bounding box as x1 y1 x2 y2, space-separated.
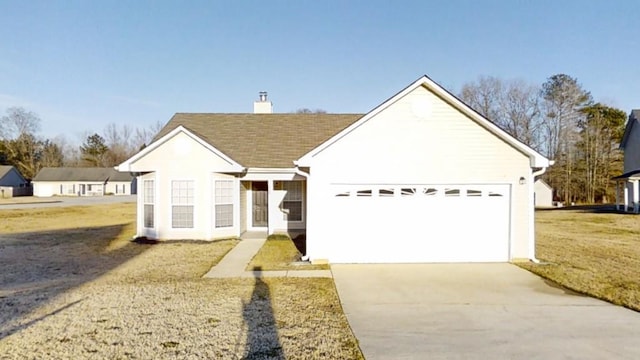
34 181 133 197
33 182 54 197
239 181 248 234
623 121 640 172
129 131 241 240
534 179 553 207
105 181 134 195
34 181 106 197
306 85 533 263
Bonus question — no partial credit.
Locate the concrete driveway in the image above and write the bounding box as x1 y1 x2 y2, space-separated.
332 263 640 360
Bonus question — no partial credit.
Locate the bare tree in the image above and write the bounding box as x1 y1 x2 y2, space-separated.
103 123 134 166
0 107 41 140
295 108 327 114
132 120 164 150
541 74 592 203
460 77 543 151
460 76 503 121
577 104 626 203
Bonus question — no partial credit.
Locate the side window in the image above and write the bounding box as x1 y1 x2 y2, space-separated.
215 180 234 227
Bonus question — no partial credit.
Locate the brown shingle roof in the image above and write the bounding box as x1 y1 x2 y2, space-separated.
152 113 364 168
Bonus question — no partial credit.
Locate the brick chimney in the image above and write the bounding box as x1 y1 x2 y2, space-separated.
253 91 273 114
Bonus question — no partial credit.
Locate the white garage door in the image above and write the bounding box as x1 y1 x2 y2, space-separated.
326 184 511 263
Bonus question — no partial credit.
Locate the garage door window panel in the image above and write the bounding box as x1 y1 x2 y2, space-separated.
379 188 395 197
445 188 460 197
401 188 416 196
467 189 482 197
357 189 373 197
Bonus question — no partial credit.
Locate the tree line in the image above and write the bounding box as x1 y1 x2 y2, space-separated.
0 107 162 179
460 74 627 204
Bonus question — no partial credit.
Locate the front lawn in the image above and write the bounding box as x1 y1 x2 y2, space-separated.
0 203 362 359
247 233 330 271
518 207 640 311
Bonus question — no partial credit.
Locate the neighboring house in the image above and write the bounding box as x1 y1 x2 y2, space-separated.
0 165 30 198
614 109 640 213
33 167 136 197
118 75 551 264
534 179 553 207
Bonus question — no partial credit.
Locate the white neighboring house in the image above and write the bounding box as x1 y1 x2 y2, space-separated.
614 109 640 213
0 165 30 198
33 167 136 197
534 179 553 208
118 75 551 264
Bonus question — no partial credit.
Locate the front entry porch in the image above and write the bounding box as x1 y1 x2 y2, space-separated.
239 177 307 235
614 170 640 213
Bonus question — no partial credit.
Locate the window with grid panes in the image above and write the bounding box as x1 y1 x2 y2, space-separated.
215 180 233 227
172 180 194 228
143 180 155 228
282 181 302 221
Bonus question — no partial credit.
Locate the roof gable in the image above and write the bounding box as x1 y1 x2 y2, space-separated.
118 126 245 172
297 75 550 168
620 110 640 149
0 165 26 182
144 113 363 168
33 167 133 182
534 178 552 190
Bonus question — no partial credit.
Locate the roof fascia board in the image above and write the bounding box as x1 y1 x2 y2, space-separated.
117 125 244 172
245 167 298 173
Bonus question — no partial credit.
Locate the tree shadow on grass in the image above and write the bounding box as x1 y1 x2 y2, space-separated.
537 204 637 214
0 224 151 340
242 267 284 360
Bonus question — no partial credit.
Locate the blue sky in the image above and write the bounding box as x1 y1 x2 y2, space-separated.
1 1 638 142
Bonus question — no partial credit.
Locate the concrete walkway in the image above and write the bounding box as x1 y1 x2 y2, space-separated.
203 232 332 278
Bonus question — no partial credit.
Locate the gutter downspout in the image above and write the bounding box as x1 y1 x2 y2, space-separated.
294 165 311 261
529 162 553 263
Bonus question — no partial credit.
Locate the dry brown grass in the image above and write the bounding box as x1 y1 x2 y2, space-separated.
247 234 329 271
518 208 640 311
0 203 362 359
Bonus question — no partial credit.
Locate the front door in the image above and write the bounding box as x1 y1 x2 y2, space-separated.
252 182 268 227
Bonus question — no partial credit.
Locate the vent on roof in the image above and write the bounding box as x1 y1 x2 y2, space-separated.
254 91 273 114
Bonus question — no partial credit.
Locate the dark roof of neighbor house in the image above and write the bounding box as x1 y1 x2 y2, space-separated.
33 167 134 182
0 165 17 179
612 169 640 180
620 109 640 149
152 113 364 168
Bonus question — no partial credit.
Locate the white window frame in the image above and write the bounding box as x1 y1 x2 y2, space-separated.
215 180 234 228
171 180 194 229
143 180 155 228
281 181 303 222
